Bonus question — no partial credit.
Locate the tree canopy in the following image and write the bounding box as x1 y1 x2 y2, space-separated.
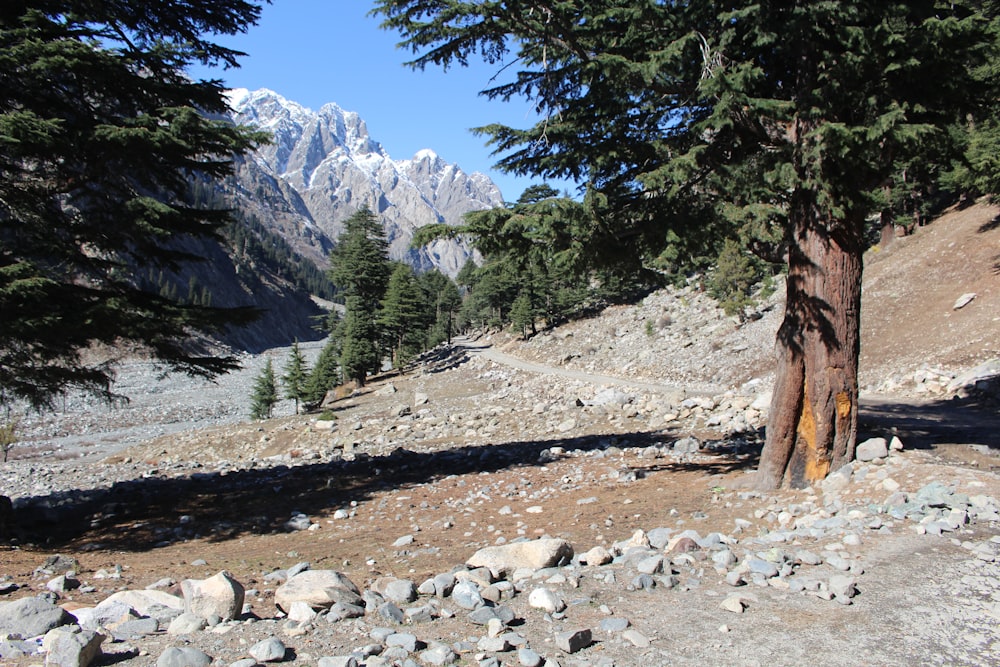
1 0 267 409
375 1 1000 487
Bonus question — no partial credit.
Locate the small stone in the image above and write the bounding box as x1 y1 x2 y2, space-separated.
156 647 212 667
720 596 746 613
287 601 318 624
380 579 417 604
828 575 857 599
599 617 630 633
0 596 74 638
273 570 362 613
386 632 421 652
622 629 650 648
249 637 287 662
181 571 245 621
450 581 484 610
317 659 358 667
528 588 565 613
746 558 779 578
284 514 312 531
467 539 573 579
517 647 543 667
856 438 888 462
46 574 81 593
477 636 511 653
108 617 159 640
377 602 405 624
167 612 207 635
580 546 613 566
953 293 976 309
554 628 592 653
419 643 458 666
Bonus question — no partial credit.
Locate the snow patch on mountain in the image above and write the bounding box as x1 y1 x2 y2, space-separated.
227 89 500 277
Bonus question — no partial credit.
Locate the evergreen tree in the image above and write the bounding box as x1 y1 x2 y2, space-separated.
249 358 278 420
339 296 379 386
304 338 342 408
509 291 534 341
282 340 309 414
329 207 391 383
413 185 604 331
418 269 462 346
0 0 266 410
379 263 429 366
375 1 1000 488
705 239 772 321
329 206 391 310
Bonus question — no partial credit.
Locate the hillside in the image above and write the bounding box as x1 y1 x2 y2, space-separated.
512 200 999 399
860 202 1000 392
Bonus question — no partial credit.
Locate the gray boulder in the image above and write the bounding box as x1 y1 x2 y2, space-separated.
273 570 362 613
0 596 74 638
42 627 104 667
156 647 212 667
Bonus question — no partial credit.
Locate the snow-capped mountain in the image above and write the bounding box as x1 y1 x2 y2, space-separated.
227 88 503 276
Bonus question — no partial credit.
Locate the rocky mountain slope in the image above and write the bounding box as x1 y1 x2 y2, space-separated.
227 88 503 277
136 89 508 352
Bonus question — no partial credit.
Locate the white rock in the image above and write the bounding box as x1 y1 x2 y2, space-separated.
99 590 184 617
249 637 287 663
273 570 362 613
856 437 888 462
181 571 245 621
467 538 574 579
953 293 976 309
528 588 565 613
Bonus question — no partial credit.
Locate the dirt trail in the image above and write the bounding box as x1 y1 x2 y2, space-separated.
459 337 726 396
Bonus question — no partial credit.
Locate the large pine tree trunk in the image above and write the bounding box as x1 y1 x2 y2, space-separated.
756 204 865 489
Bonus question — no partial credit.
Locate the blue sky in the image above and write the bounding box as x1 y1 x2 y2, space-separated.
190 0 572 202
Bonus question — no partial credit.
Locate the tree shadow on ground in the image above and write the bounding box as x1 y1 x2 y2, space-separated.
10 428 759 551
859 394 1000 451
977 213 1000 233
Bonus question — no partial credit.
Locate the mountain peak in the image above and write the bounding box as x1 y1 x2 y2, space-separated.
228 89 502 277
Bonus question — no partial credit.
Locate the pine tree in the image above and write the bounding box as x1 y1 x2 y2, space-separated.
339 297 379 386
379 263 429 366
304 338 342 408
249 359 278 420
374 1 1000 488
1 0 266 410
328 207 391 384
282 340 309 414
418 270 462 346
509 291 534 341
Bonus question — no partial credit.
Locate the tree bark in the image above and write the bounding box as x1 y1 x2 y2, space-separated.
756 203 864 489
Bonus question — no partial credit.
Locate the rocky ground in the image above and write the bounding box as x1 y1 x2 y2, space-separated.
0 202 999 667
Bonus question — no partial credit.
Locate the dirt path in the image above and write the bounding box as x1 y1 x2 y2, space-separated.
458 336 726 396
